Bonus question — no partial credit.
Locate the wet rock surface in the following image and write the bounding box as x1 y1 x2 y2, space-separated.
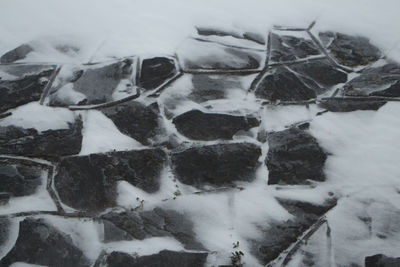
0 217 90 267
54 149 167 211
102 101 162 145
171 143 261 188
102 207 204 249
104 250 208 267
0 67 54 113
173 109 259 140
365 254 400 267
0 117 83 158
139 57 177 90
319 31 381 67
0 162 42 197
266 127 327 185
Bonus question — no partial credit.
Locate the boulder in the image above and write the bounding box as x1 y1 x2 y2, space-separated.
0 218 90 267
0 67 54 113
139 57 177 90
251 198 336 264
319 31 381 67
171 143 261 188
173 110 259 140
101 207 204 250
102 102 161 145
266 127 327 185
269 33 320 63
0 162 42 197
343 63 400 97
104 250 208 267
255 66 316 101
0 44 34 64
0 117 83 159
319 98 387 112
54 149 167 212
365 254 400 267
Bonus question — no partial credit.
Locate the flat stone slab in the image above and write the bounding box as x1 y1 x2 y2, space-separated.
54 148 167 212
319 98 387 112
139 57 177 90
173 109 259 141
171 143 261 188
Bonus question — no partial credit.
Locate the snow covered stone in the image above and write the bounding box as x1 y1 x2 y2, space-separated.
102 102 162 145
266 126 327 185
0 66 55 113
269 33 320 63
365 254 400 267
0 44 34 64
0 218 90 267
101 207 204 250
319 31 382 67
0 162 42 197
343 63 400 97
0 117 83 159
139 57 177 90
54 149 166 212
250 198 336 264
173 109 259 141
104 250 208 267
255 66 316 101
319 98 387 112
171 143 261 188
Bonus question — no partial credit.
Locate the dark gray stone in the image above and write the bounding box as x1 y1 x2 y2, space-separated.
0 162 42 197
0 44 34 63
270 33 320 63
0 218 10 250
171 143 261 188
173 110 259 141
54 149 167 212
255 67 316 101
343 63 400 97
101 207 204 250
189 74 238 102
266 127 327 185
0 218 90 267
319 32 382 67
251 198 336 265
0 67 54 113
0 117 83 159
102 101 161 145
319 98 387 112
365 254 400 267
289 59 347 89
139 57 177 90
71 60 133 105
105 250 208 267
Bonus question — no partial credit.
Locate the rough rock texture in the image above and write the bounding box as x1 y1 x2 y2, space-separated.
102 101 161 145
105 250 208 267
0 218 90 267
319 98 387 112
251 198 336 264
54 149 167 212
102 207 204 250
319 31 381 67
0 67 54 113
266 127 327 185
173 110 259 140
289 59 347 89
270 33 320 63
0 218 10 250
71 60 132 105
0 44 34 64
365 254 400 267
343 63 400 97
255 67 316 101
139 57 177 90
0 117 83 159
189 74 241 102
0 162 42 197
171 143 261 188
